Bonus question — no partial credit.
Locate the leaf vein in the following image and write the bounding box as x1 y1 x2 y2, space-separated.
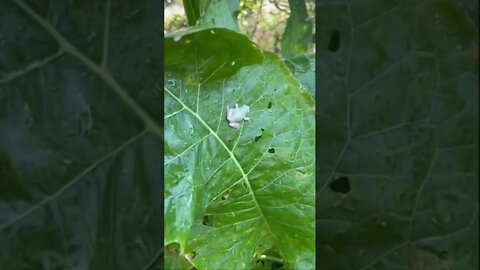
0 49 63 85
11 0 162 139
164 86 279 241
0 129 148 231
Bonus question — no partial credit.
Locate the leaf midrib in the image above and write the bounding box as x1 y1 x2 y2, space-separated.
164 86 278 241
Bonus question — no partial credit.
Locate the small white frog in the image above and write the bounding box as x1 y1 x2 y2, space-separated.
226 104 250 129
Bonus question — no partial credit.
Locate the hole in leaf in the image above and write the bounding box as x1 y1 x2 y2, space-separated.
202 215 213 226
268 148 275 153
261 128 265 132
258 249 284 269
438 250 449 260
166 242 181 256
327 30 340 52
221 193 228 200
267 101 272 109
254 135 262 142
220 189 231 201
185 250 197 260
272 261 284 269
329 176 350 194
254 258 267 268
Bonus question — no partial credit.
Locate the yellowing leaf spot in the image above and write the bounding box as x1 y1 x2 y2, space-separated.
184 72 198 86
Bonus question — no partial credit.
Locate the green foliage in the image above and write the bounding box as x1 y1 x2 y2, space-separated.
165 0 315 55
164 0 315 269
182 0 201 26
317 0 478 269
165 243 194 269
0 0 162 269
281 0 313 59
198 0 241 31
285 54 315 97
165 27 315 269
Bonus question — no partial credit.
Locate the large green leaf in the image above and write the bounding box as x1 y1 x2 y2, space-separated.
317 0 478 269
0 0 162 269
164 28 315 269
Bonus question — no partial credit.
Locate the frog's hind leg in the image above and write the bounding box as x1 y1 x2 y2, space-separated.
229 122 241 129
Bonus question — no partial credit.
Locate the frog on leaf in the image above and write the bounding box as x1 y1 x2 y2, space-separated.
226 104 250 129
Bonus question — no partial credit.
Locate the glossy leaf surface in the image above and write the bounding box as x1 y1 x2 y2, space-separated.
164 28 315 269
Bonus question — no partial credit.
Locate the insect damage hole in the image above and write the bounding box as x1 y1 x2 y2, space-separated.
267 101 272 109
268 148 275 153
272 261 284 269
185 250 197 261
438 249 449 260
327 30 340 52
329 176 350 194
202 215 214 227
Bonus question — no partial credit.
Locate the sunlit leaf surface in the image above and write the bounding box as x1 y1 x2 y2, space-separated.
165 28 315 269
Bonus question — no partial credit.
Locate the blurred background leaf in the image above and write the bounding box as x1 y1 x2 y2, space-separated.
0 1 163 269
281 0 313 59
316 0 478 269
